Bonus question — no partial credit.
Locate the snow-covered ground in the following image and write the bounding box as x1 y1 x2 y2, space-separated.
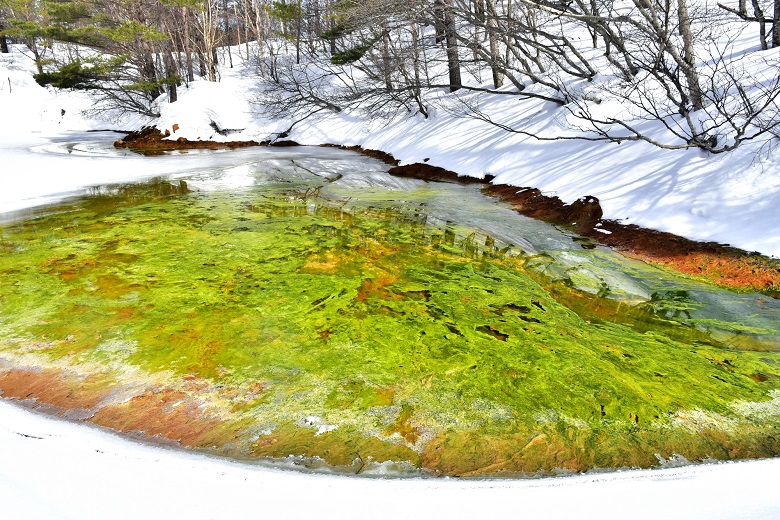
3 42 780 518
2 399 780 520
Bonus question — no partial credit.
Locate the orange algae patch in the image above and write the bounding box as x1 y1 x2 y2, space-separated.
626 251 780 295
419 429 585 477
385 404 421 444
0 360 256 457
300 250 344 274
92 274 145 299
356 275 401 302
40 256 97 281
0 367 110 411
108 305 142 321
88 388 245 449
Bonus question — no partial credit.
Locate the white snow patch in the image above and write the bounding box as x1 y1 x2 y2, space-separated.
1 400 780 520
298 415 339 436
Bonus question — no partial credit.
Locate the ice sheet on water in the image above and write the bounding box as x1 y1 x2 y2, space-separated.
29 138 134 158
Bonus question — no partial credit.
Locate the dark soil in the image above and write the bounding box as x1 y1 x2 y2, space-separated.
114 126 264 154
388 162 492 184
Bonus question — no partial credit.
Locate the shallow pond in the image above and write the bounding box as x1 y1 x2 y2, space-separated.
1 134 779 476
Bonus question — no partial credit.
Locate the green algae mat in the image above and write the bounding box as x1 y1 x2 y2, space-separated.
1 156 780 477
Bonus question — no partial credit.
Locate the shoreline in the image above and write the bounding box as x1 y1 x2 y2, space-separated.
116 128 780 297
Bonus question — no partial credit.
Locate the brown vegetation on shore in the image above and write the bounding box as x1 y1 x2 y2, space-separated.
113 126 262 153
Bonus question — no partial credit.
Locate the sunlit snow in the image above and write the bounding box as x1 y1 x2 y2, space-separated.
2 39 780 518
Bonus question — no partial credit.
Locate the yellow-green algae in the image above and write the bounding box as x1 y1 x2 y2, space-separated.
1 178 780 476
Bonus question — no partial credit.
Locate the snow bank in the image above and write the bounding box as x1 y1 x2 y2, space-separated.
1 399 779 520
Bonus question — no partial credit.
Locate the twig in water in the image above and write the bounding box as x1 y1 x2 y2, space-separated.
355 452 366 474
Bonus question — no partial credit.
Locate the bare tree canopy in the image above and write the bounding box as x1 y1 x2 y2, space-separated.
3 0 780 152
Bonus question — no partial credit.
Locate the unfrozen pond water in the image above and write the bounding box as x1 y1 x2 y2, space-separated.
0 133 779 476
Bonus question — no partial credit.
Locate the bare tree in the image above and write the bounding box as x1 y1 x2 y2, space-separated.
675 0 704 109
717 0 780 49
197 0 221 81
462 1 780 152
484 0 503 88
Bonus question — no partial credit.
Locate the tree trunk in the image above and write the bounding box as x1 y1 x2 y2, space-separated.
382 27 393 90
751 0 768 50
253 0 267 77
410 23 427 117
197 50 207 77
773 0 780 47
242 1 249 60
590 0 599 48
164 51 178 103
295 0 302 65
486 0 503 88
200 0 219 81
313 0 322 37
141 52 163 99
223 0 233 67
210 47 218 81
327 0 337 54
183 7 194 82
677 0 703 110
504 0 513 72
0 22 9 53
436 0 461 92
433 0 446 44
29 40 44 74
